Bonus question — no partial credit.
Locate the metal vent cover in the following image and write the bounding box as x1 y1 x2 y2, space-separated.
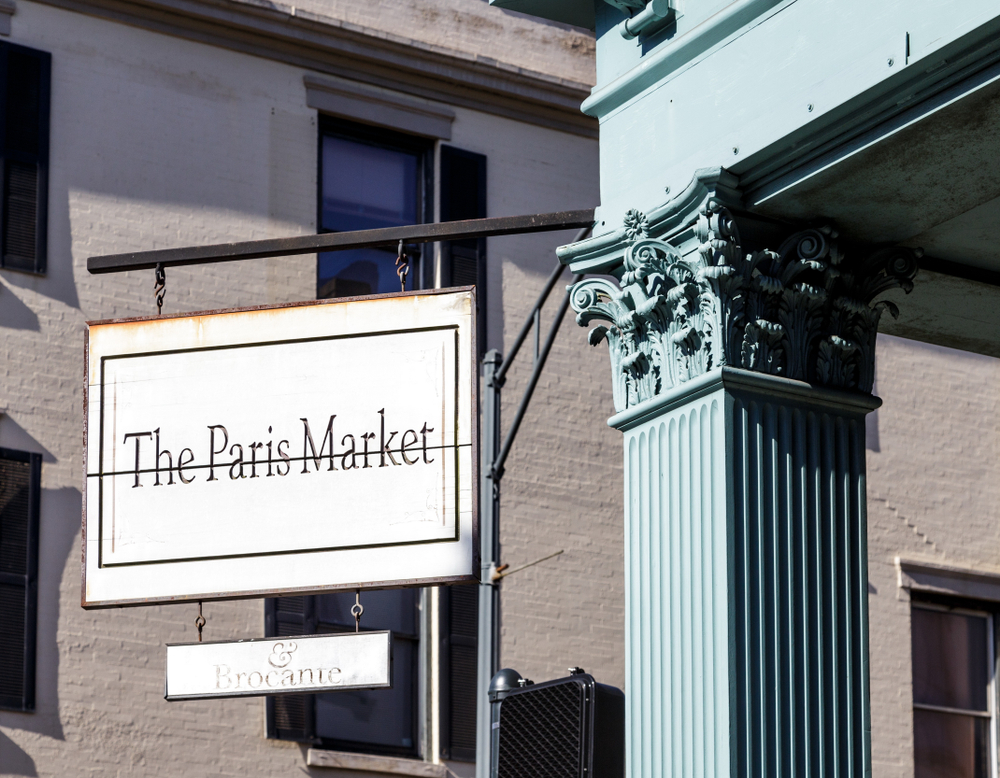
495 673 624 778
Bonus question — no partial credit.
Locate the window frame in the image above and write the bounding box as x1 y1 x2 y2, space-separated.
312 591 422 758
270 115 482 763
315 116 435 298
0 446 42 713
911 597 999 778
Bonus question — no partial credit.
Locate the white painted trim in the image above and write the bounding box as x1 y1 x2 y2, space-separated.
897 557 1000 602
429 586 442 764
305 75 454 140
306 749 447 776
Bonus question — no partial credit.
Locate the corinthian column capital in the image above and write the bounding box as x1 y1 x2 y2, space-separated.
562 170 920 412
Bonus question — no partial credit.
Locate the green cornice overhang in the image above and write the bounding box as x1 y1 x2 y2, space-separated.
738 14 1000 206
556 167 742 274
607 367 881 432
581 0 790 118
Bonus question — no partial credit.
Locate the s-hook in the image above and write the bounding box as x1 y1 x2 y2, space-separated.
154 262 166 315
352 590 364 633
395 241 409 292
195 601 206 642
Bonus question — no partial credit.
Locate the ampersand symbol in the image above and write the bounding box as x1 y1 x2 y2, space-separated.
268 641 298 668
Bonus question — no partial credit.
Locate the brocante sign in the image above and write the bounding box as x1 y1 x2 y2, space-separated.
164 632 392 700
83 288 477 607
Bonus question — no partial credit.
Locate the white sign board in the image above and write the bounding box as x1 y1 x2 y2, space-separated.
165 631 392 700
83 289 477 607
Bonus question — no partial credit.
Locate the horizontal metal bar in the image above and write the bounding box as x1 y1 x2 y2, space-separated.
87 210 596 274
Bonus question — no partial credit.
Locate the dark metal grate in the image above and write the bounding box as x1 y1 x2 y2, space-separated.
497 680 584 778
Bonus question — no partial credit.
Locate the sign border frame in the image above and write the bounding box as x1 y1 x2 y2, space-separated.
82 286 479 608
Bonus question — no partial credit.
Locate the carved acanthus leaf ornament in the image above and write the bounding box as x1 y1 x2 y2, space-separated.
570 204 919 412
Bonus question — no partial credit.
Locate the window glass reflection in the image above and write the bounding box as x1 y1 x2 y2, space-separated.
318 134 420 299
321 136 417 232
914 708 990 778
315 639 415 750
911 606 992 778
912 608 988 711
313 588 419 755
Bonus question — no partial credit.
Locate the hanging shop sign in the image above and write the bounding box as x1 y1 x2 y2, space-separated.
83 289 477 607
165 631 392 700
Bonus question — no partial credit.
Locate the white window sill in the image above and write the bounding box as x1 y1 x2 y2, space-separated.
306 749 447 777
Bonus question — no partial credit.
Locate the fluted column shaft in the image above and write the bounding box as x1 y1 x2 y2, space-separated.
613 367 876 778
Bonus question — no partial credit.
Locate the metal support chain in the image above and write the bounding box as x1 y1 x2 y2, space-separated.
352 591 364 633
395 240 409 292
195 601 205 642
153 262 166 314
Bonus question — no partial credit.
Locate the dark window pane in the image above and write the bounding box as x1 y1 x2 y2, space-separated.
321 136 418 233
318 248 412 299
315 638 416 751
318 133 421 299
914 709 990 778
912 608 989 711
315 589 418 636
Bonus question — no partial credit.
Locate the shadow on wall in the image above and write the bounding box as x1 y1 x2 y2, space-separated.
0 729 38 776
0 417 57 463
0 279 41 332
0 190 80 313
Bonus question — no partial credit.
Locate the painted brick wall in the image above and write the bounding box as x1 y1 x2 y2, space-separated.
0 2 609 775
284 0 596 87
866 334 1000 778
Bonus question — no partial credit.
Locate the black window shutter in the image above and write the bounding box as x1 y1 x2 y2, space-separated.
439 584 479 761
440 146 486 356
0 448 41 712
0 41 50 274
264 597 318 743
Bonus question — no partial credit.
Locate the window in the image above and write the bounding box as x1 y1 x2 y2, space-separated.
0 42 50 274
0 448 41 712
267 117 485 761
911 601 996 778
265 591 421 756
317 118 432 299
265 586 478 760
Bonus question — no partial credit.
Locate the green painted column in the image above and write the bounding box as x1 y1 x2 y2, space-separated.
559 170 918 778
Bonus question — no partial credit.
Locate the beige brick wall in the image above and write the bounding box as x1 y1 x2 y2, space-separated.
0 2 610 776
282 0 596 87
867 334 1000 778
